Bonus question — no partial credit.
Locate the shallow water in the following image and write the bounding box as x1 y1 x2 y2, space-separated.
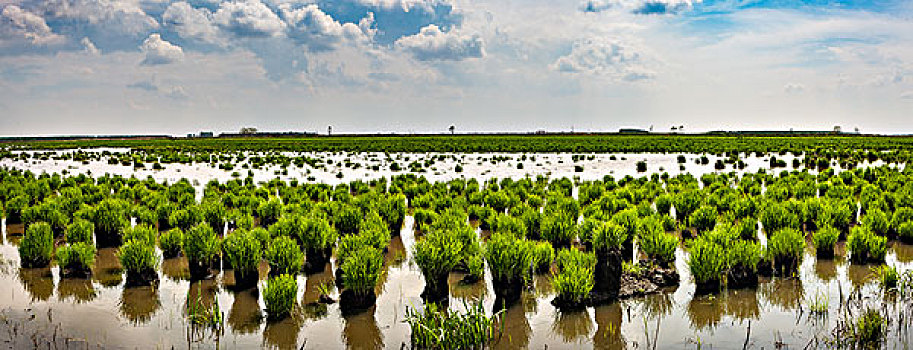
0 152 910 349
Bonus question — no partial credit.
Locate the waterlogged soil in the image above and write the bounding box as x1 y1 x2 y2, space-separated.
0 153 910 349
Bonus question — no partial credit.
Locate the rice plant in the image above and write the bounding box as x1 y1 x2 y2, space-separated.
263 274 297 320
689 205 718 233
540 212 577 248
552 249 596 308
531 241 555 273
871 265 899 290
65 219 94 244
183 223 222 278
405 301 501 349
266 235 304 276
413 229 463 303
340 246 384 309
898 221 913 243
299 215 337 272
56 242 96 277
159 228 183 258
639 230 678 267
766 228 805 276
687 237 725 293
123 224 157 247
19 222 55 268
847 225 887 264
119 239 159 286
222 229 262 288
485 232 534 303
91 198 130 246
812 226 839 259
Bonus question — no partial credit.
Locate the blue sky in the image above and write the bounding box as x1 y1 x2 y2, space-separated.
0 0 912 135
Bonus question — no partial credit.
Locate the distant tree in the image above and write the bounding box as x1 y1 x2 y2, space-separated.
328 126 333 136
833 125 842 134
671 126 678 131
449 125 455 135
855 127 860 134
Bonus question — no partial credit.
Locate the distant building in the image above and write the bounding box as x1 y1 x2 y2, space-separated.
199 131 214 138
619 128 649 134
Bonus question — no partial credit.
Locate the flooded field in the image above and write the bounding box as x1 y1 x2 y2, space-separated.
0 150 909 349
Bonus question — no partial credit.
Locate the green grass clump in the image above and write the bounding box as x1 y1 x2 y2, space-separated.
485 232 534 287
766 228 806 275
853 309 885 348
812 226 839 258
19 222 55 268
689 205 718 233
266 236 304 276
687 237 726 293
168 208 202 231
655 194 672 216
531 241 555 273
183 223 222 269
91 198 130 246
159 228 183 258
263 274 297 320
299 215 337 252
123 224 157 247
552 249 596 307
590 221 628 252
65 219 94 244
726 239 762 271
847 225 887 264
56 242 96 276
897 221 913 243
334 205 361 235
871 265 899 290
760 202 799 233
223 229 262 285
639 230 678 267
118 239 159 284
413 230 463 300
405 302 500 350
257 199 283 227
341 246 384 297
540 212 577 248
862 209 889 236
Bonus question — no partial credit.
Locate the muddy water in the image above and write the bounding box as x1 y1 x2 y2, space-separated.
2 216 913 349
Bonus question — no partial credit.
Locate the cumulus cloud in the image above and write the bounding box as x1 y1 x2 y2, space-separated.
551 37 655 81
140 33 184 65
579 0 701 14
40 0 159 36
395 24 483 61
784 82 804 94
0 5 65 45
163 1 223 45
280 4 372 51
354 0 452 13
213 0 286 37
80 37 98 55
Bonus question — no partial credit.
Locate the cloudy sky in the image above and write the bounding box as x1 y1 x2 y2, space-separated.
1 0 912 136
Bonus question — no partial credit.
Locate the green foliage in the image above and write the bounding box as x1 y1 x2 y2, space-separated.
484 232 534 285
159 228 183 258
655 194 672 216
341 246 384 296
223 230 262 280
760 202 799 233
413 230 463 286
263 274 297 320
899 221 913 242
687 237 726 287
639 230 678 266
183 223 221 266
766 228 806 275
91 198 130 241
19 222 55 267
847 225 887 264
334 205 361 235
405 302 500 350
56 242 96 273
118 239 159 274
673 190 701 220
552 249 596 305
812 226 839 257
266 235 304 276
853 309 885 348
531 241 555 272
65 219 94 244
257 198 283 227
590 221 628 252
726 239 762 271
861 209 889 236
299 215 337 251
540 212 577 247
689 205 718 233
871 265 898 290
123 224 157 247
168 208 202 231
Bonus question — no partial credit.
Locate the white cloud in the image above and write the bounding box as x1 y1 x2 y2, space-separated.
902 91 913 100
579 0 701 14
80 37 98 55
40 0 159 36
140 33 184 65
551 37 654 81
784 82 804 94
0 5 65 45
280 4 371 51
394 24 484 61
354 0 452 13
213 0 286 37
163 1 223 45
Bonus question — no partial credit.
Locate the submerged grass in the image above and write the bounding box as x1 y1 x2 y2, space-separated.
405 301 502 350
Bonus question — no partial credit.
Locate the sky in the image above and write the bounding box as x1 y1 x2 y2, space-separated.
0 0 912 136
